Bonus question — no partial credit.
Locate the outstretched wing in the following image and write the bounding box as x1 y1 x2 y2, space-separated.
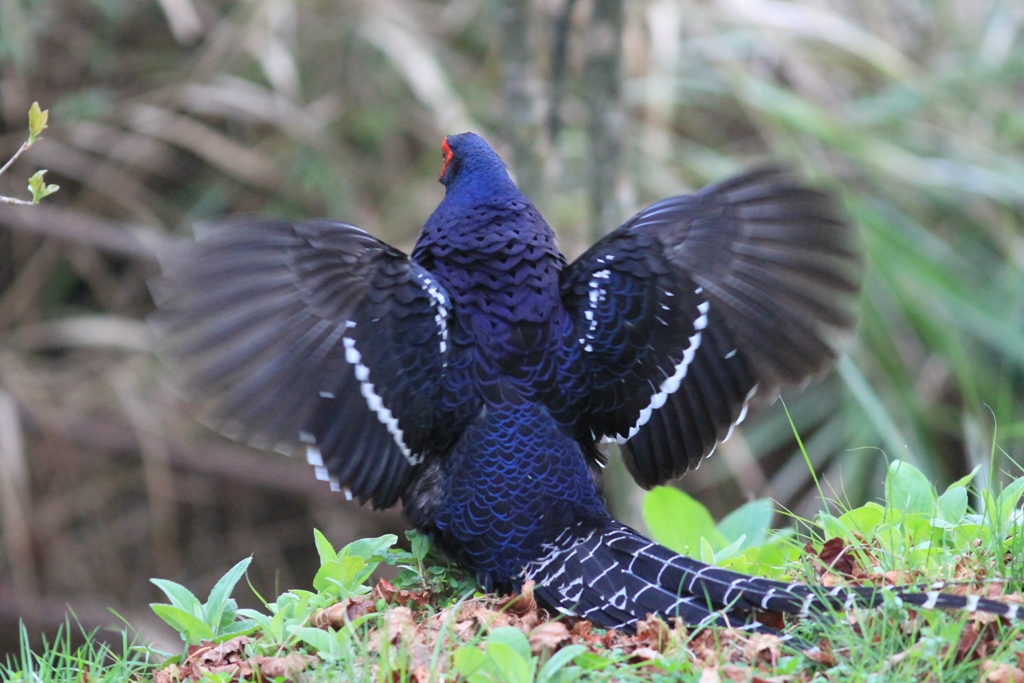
561 167 862 488
151 219 455 508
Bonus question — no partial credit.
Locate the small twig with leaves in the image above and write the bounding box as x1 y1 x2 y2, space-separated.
0 102 59 206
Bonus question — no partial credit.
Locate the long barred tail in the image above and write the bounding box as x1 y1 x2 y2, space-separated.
524 523 1022 633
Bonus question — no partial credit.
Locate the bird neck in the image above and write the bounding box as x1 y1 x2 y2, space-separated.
443 156 519 200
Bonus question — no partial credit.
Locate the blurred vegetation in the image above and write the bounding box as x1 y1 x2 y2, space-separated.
0 0 1022 657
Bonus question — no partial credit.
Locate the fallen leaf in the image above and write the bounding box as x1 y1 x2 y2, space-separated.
313 596 378 629
743 633 782 665
721 664 751 682
386 606 419 645
818 537 859 578
699 666 721 683
374 577 430 608
528 621 570 654
152 664 182 683
983 661 1024 683
502 579 537 616
254 653 315 679
636 614 672 652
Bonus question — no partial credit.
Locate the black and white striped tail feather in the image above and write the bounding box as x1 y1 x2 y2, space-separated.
525 523 1023 636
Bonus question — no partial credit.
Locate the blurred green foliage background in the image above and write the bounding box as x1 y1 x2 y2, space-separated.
0 0 1022 656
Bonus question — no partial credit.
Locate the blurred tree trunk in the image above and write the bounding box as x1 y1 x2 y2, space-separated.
584 0 625 240
498 0 542 200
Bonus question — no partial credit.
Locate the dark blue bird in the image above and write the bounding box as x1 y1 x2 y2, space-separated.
153 133 1021 633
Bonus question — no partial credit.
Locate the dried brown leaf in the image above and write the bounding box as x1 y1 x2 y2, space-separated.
501 579 537 616
386 606 420 645
721 664 752 682
528 621 570 654
313 596 378 629
153 664 183 683
743 633 783 665
374 577 430 608
254 653 315 679
699 666 722 683
983 661 1024 683
635 613 672 652
818 537 859 578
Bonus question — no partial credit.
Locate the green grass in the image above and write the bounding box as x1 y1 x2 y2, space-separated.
5 459 1024 683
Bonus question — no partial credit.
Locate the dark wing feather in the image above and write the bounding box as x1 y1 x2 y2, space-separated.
151 219 454 508
561 167 861 487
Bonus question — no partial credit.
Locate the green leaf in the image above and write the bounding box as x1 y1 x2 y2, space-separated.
886 460 936 515
935 486 968 524
838 502 886 537
713 535 747 563
536 644 586 683
27 102 47 145
340 534 398 561
313 529 338 565
150 579 203 617
151 604 215 643
204 557 252 632
411 531 431 562
27 170 58 204
947 465 981 491
313 555 370 594
717 498 773 550
213 619 259 642
996 477 1024 527
643 487 725 556
485 642 533 683
699 536 716 564
294 626 335 654
235 609 272 632
486 626 532 660
817 512 849 540
453 646 487 681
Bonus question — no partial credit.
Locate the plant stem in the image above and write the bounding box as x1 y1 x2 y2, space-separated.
0 141 29 179
0 140 34 205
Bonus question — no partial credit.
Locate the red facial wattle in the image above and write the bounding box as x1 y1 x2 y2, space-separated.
440 138 454 180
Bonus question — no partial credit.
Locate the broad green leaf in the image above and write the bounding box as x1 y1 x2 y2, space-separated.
453 646 487 681
713 535 747 563
213 619 259 642
935 486 968 524
294 626 334 654
486 626 532 660
997 478 1024 527
236 609 272 632
717 498 773 550
817 512 848 540
947 465 981 491
150 579 202 617
151 604 215 643
313 529 338 565
886 460 936 515
643 487 725 556
411 531 431 562
341 534 398 561
838 502 886 536
536 645 586 683
204 557 252 631
699 536 716 564
485 642 533 683
313 555 371 594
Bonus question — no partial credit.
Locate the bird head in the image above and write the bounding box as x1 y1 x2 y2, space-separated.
438 133 515 194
